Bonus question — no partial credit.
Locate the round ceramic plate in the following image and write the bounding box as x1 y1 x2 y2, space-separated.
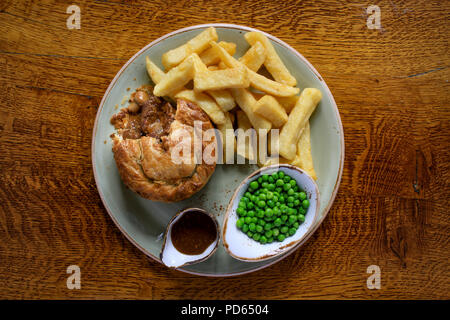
92 24 344 277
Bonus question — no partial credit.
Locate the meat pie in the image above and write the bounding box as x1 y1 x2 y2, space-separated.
110 85 217 202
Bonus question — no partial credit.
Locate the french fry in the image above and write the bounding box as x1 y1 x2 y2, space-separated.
153 54 196 97
200 41 236 66
194 65 249 91
262 156 290 167
253 95 288 128
145 56 165 84
230 88 272 131
236 110 256 161
210 41 299 97
174 89 226 125
277 95 299 114
290 122 317 180
218 61 228 69
207 89 236 112
239 41 266 71
162 27 218 70
279 88 322 160
190 54 236 111
244 32 297 86
248 70 299 97
217 112 236 164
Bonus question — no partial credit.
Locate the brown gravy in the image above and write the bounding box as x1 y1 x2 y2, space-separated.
171 210 217 255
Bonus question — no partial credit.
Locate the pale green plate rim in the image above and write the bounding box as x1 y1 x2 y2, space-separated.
92 23 345 277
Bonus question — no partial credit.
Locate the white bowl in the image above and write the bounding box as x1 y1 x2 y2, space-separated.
222 164 320 262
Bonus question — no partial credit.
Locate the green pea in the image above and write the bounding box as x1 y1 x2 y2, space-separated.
265 230 273 238
272 196 278 203
276 179 284 187
249 223 256 232
280 226 288 233
251 217 258 223
268 176 274 184
281 205 288 213
283 175 291 183
289 227 296 236
293 222 299 228
259 236 267 244
289 180 296 187
247 202 254 210
267 200 275 208
247 231 253 237
266 191 273 199
283 184 290 191
257 177 263 184
287 188 294 196
281 215 288 222
256 210 265 218
277 234 286 242
236 218 244 229
279 196 285 203
299 206 306 215
272 228 280 237
247 210 255 217
299 192 307 200
271 172 279 180
242 224 249 233
275 187 282 193
274 218 282 227
257 200 266 208
267 184 275 191
265 208 274 218
278 171 285 178
262 174 269 182
293 185 299 191
250 181 259 190
245 191 252 198
258 219 266 226
264 222 272 230
252 233 260 241
287 202 294 208
287 196 294 203
273 207 281 216
294 199 300 206
298 214 305 222
256 225 263 233
236 207 245 216
267 237 274 243
302 199 310 208
288 208 295 215
288 215 297 224
293 192 300 199
244 217 252 224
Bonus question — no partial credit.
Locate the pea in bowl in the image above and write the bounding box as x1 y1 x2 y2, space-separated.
222 164 320 262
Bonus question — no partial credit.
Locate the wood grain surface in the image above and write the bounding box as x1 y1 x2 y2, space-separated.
0 0 449 299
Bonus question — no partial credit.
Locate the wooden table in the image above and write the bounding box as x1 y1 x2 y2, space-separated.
0 0 448 299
